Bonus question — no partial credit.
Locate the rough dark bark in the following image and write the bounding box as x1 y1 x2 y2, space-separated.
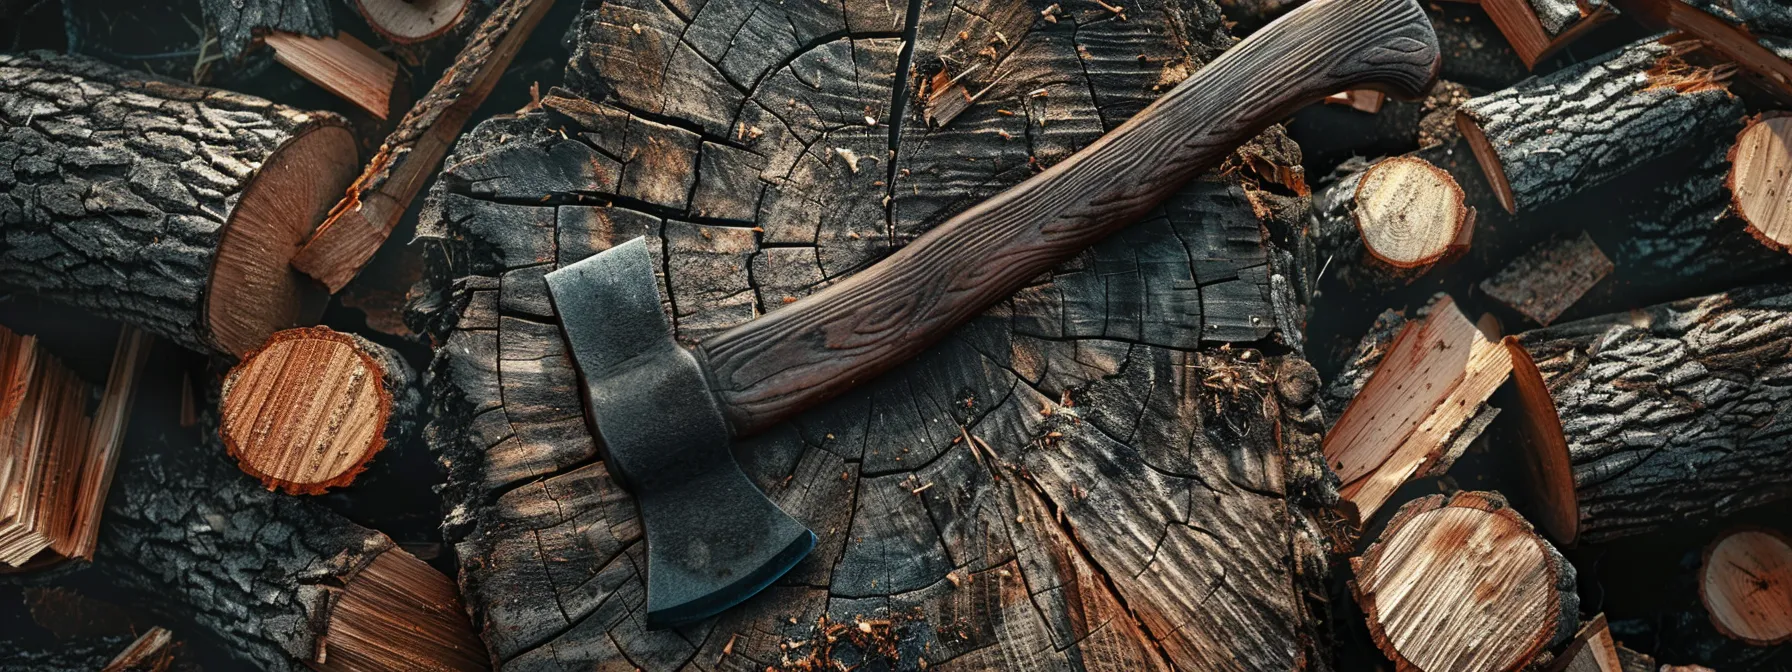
0 51 357 357
199 0 335 60
1456 34 1743 213
1510 284 1792 545
413 0 1343 667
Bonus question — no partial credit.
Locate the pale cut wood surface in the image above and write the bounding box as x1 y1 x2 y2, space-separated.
1545 613 1621 672
221 327 391 494
355 0 471 43
1729 114 1792 252
265 31 398 119
1353 156 1467 268
1700 528 1792 646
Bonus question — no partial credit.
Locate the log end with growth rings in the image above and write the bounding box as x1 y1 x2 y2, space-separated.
1700 527 1792 646
1351 491 1576 672
1353 155 1471 269
355 0 472 43
220 327 393 495
1728 113 1792 253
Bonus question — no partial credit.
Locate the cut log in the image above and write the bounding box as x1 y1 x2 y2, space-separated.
412 0 1340 664
1479 0 1620 67
263 31 400 120
1613 0 1792 100
1545 614 1622 672
353 0 472 44
97 433 488 671
1352 491 1578 672
1700 527 1792 646
0 52 358 357
1728 113 1792 253
220 327 418 494
1323 296 1512 524
199 0 335 60
290 0 555 293
1310 155 1471 292
1456 35 1742 214
1508 284 1792 544
1479 231 1615 327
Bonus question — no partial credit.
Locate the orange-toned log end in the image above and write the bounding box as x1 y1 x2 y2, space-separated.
320 546 490 671
1455 110 1518 215
292 194 392 294
1353 155 1471 269
355 0 472 44
1700 527 1792 646
1728 113 1792 254
1350 491 1576 672
1502 336 1580 545
219 327 395 495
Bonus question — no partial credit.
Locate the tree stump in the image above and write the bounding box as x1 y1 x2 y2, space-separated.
1508 284 1792 544
414 0 1341 667
0 52 359 357
1700 527 1792 646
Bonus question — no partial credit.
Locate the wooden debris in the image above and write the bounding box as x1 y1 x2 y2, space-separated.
1479 231 1615 326
220 327 418 495
292 0 555 293
1727 113 1792 252
1324 296 1513 524
1456 34 1741 213
1699 527 1792 646
1614 0 1792 101
353 0 472 44
1544 614 1623 672
1479 0 1620 68
1508 284 1792 544
263 31 400 119
0 52 357 356
1351 491 1578 672
102 626 178 672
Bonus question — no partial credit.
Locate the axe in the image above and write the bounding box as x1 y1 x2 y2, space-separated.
546 0 1439 630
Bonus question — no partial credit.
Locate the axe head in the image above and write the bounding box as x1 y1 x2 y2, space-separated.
545 238 816 629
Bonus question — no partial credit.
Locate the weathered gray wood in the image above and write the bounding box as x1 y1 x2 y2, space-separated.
1513 284 1792 544
414 0 1341 667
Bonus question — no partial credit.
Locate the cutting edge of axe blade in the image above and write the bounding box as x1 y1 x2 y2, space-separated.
544 237 817 629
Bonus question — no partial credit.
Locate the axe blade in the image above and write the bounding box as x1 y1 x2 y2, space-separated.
545 238 816 629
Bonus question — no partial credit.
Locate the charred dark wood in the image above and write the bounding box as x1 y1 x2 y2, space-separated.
1509 284 1792 545
0 51 358 357
0 634 137 671
1456 34 1744 214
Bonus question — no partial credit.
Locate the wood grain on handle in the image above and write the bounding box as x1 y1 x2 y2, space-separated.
700 0 1440 436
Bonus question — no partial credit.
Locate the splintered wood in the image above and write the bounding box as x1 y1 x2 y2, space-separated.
320 547 489 671
101 626 176 672
0 326 149 569
220 327 393 494
1699 528 1792 646
1728 114 1792 252
1354 156 1471 269
1545 614 1623 672
1324 297 1513 524
1614 0 1792 100
1480 231 1614 326
264 31 398 119
1351 492 1576 672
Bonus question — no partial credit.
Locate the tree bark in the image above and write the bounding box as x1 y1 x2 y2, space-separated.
199 0 336 60
412 0 1342 667
1508 284 1792 545
0 51 359 357
1456 34 1743 214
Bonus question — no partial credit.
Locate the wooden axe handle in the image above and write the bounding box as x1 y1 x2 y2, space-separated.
699 0 1440 436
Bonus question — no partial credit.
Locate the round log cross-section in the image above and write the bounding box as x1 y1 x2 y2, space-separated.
413 0 1340 666
1700 527 1792 646
1353 156 1468 269
1728 113 1792 253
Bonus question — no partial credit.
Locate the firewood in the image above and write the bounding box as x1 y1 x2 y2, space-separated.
102 626 178 672
353 0 472 44
1324 297 1512 524
1479 0 1620 67
97 433 488 671
1700 527 1792 646
1545 614 1623 672
1311 155 1472 292
0 52 359 357
1351 491 1579 672
1456 34 1742 214
1508 284 1792 544
199 0 335 60
1479 231 1614 326
219 327 418 494
1614 0 1792 100
291 0 555 293
263 31 400 120
1728 113 1792 253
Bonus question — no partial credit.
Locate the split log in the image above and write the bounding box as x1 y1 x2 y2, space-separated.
1323 296 1511 524
263 31 400 120
0 52 358 357
97 432 488 671
411 0 1347 664
199 0 336 60
1700 527 1792 646
220 327 418 494
1479 0 1620 67
353 0 472 44
1310 155 1472 292
1479 231 1614 327
1546 614 1622 672
1508 284 1792 544
1351 491 1579 672
1456 34 1742 214
1728 113 1792 253
291 0 555 293
1613 0 1792 100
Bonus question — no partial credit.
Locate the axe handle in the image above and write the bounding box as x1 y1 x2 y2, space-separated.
699 0 1439 436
